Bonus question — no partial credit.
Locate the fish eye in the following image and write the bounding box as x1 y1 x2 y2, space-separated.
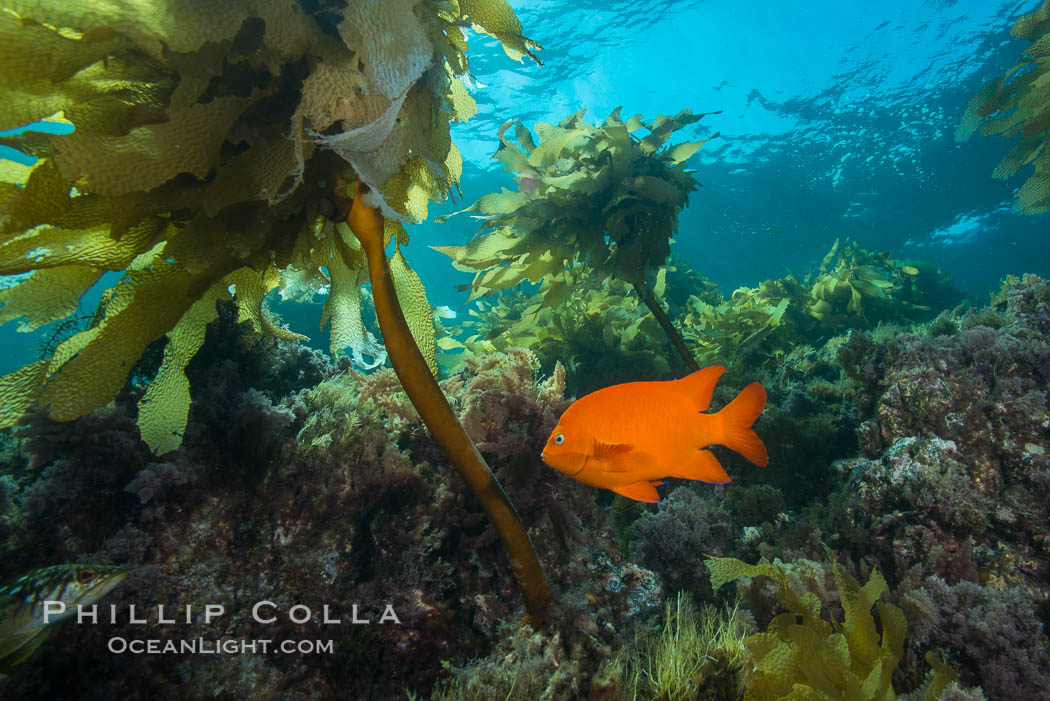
554 433 565 445
77 569 96 582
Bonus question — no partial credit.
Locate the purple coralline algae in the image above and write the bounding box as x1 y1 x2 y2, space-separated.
0 321 659 698
629 486 740 594
842 275 1050 592
920 576 1050 698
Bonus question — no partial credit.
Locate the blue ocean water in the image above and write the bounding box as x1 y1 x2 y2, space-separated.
1 0 1047 374
0 120 77 373
408 0 1048 308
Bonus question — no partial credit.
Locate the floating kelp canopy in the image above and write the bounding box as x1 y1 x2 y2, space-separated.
958 0 1050 214
434 107 720 370
0 0 539 453
434 107 719 305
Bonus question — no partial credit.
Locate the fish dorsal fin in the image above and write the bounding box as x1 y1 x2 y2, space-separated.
593 439 633 472
612 481 661 503
677 365 726 411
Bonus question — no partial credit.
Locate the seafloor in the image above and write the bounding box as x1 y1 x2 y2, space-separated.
0 272 1047 700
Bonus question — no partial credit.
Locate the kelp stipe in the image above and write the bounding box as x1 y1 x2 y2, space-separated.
343 182 552 622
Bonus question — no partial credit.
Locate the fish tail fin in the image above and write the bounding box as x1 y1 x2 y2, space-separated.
715 381 769 467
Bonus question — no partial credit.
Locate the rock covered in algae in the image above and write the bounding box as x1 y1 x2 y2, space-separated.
0 331 658 698
831 275 1050 591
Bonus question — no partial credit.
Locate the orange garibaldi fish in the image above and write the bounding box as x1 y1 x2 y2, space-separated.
540 365 769 502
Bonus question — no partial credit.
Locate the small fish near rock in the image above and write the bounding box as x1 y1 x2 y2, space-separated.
541 365 769 502
0 564 127 675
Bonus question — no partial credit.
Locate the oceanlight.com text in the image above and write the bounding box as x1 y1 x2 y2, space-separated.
107 637 335 655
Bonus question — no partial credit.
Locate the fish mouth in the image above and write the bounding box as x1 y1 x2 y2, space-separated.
559 456 589 477
540 450 586 476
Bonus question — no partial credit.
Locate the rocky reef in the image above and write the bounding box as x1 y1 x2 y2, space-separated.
616 274 1050 700
2 266 1049 699
0 1 1045 698
0 307 660 699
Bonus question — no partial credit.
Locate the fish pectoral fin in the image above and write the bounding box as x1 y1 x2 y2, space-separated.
0 625 57 668
675 449 732 484
611 481 662 503
593 439 633 472
0 626 38 660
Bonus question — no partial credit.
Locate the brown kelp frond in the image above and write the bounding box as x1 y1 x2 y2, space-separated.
0 0 538 451
958 0 1050 214
432 107 719 304
440 241 959 389
706 554 971 701
433 107 718 371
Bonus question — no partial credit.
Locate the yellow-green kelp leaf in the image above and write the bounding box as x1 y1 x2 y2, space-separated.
0 360 49 427
0 316 99 429
0 0 540 446
0 158 33 187
318 235 386 369
958 0 1050 214
436 107 718 308
0 216 167 275
0 8 134 130
52 95 256 196
36 263 210 421
228 265 308 342
447 71 477 122
639 109 721 154
202 124 303 215
0 265 101 331
706 554 913 701
0 159 73 237
431 227 530 270
390 244 437 376
665 136 718 165
0 9 131 86
459 0 543 64
137 280 228 454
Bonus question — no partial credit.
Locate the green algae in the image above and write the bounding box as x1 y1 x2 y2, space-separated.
706 555 964 701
